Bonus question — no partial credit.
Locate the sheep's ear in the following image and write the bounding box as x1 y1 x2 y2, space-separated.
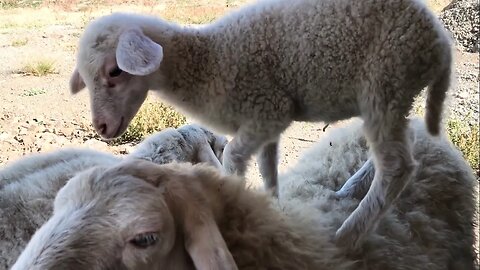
173 173 238 270
182 209 238 270
69 68 86 94
116 28 163 76
152 163 238 270
114 160 238 269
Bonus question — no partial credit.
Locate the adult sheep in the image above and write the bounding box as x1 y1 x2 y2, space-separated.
0 124 227 269
12 117 478 270
68 0 453 245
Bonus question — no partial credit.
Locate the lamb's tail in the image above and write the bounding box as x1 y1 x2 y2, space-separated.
424 48 452 136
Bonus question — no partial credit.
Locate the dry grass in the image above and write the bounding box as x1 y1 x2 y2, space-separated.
412 103 479 177
426 0 451 13
0 1 250 30
114 98 187 144
18 59 57 76
446 118 480 176
11 38 28 47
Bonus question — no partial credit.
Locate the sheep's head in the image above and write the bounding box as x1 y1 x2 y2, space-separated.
70 13 164 139
12 160 238 270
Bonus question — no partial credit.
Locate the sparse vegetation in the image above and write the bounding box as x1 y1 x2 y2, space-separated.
114 100 187 144
411 101 479 176
20 88 46 96
0 0 42 9
19 60 57 76
446 118 479 176
11 38 28 47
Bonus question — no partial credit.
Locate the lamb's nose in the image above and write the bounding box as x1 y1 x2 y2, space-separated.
98 123 107 135
93 119 108 136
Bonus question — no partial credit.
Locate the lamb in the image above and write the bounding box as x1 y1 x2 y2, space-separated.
0 124 227 269
127 123 228 168
68 0 454 245
11 117 479 270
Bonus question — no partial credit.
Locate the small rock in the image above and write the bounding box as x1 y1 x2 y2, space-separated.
17 127 28 136
84 139 109 150
0 132 10 141
22 135 35 147
439 0 479 53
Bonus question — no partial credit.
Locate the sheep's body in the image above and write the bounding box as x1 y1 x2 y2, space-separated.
12 117 479 269
277 117 478 269
71 0 453 245
0 124 227 269
0 149 120 269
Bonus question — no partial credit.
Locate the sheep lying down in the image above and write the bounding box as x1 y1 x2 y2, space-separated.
0 124 227 269
10 117 479 270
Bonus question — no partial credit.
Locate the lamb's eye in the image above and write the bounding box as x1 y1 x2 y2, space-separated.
109 66 122 77
130 232 159 248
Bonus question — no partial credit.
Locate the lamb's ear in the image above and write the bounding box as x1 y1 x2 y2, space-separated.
116 28 163 76
197 144 223 169
69 68 86 94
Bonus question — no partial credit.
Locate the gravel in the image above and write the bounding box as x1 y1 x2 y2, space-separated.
439 0 480 53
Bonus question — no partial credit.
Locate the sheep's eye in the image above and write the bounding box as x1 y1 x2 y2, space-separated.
109 66 122 77
130 232 159 248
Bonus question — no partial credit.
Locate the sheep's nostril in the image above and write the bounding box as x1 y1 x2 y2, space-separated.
99 123 107 135
94 119 108 135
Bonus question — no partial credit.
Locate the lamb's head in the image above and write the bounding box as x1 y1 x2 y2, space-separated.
69 13 165 139
177 124 229 165
196 125 229 163
12 160 238 270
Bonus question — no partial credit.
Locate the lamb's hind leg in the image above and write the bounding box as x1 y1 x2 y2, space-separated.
222 123 282 180
336 158 375 200
335 110 416 248
256 140 280 197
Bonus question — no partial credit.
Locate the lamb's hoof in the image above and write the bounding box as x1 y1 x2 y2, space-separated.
334 223 362 250
334 190 350 199
268 187 279 199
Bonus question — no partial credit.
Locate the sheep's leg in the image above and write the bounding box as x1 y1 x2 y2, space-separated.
335 111 416 249
256 140 280 197
335 158 375 200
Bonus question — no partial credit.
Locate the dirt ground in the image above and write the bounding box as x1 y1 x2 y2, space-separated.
0 2 478 189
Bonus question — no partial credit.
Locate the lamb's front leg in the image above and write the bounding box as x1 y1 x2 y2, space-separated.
257 140 279 197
